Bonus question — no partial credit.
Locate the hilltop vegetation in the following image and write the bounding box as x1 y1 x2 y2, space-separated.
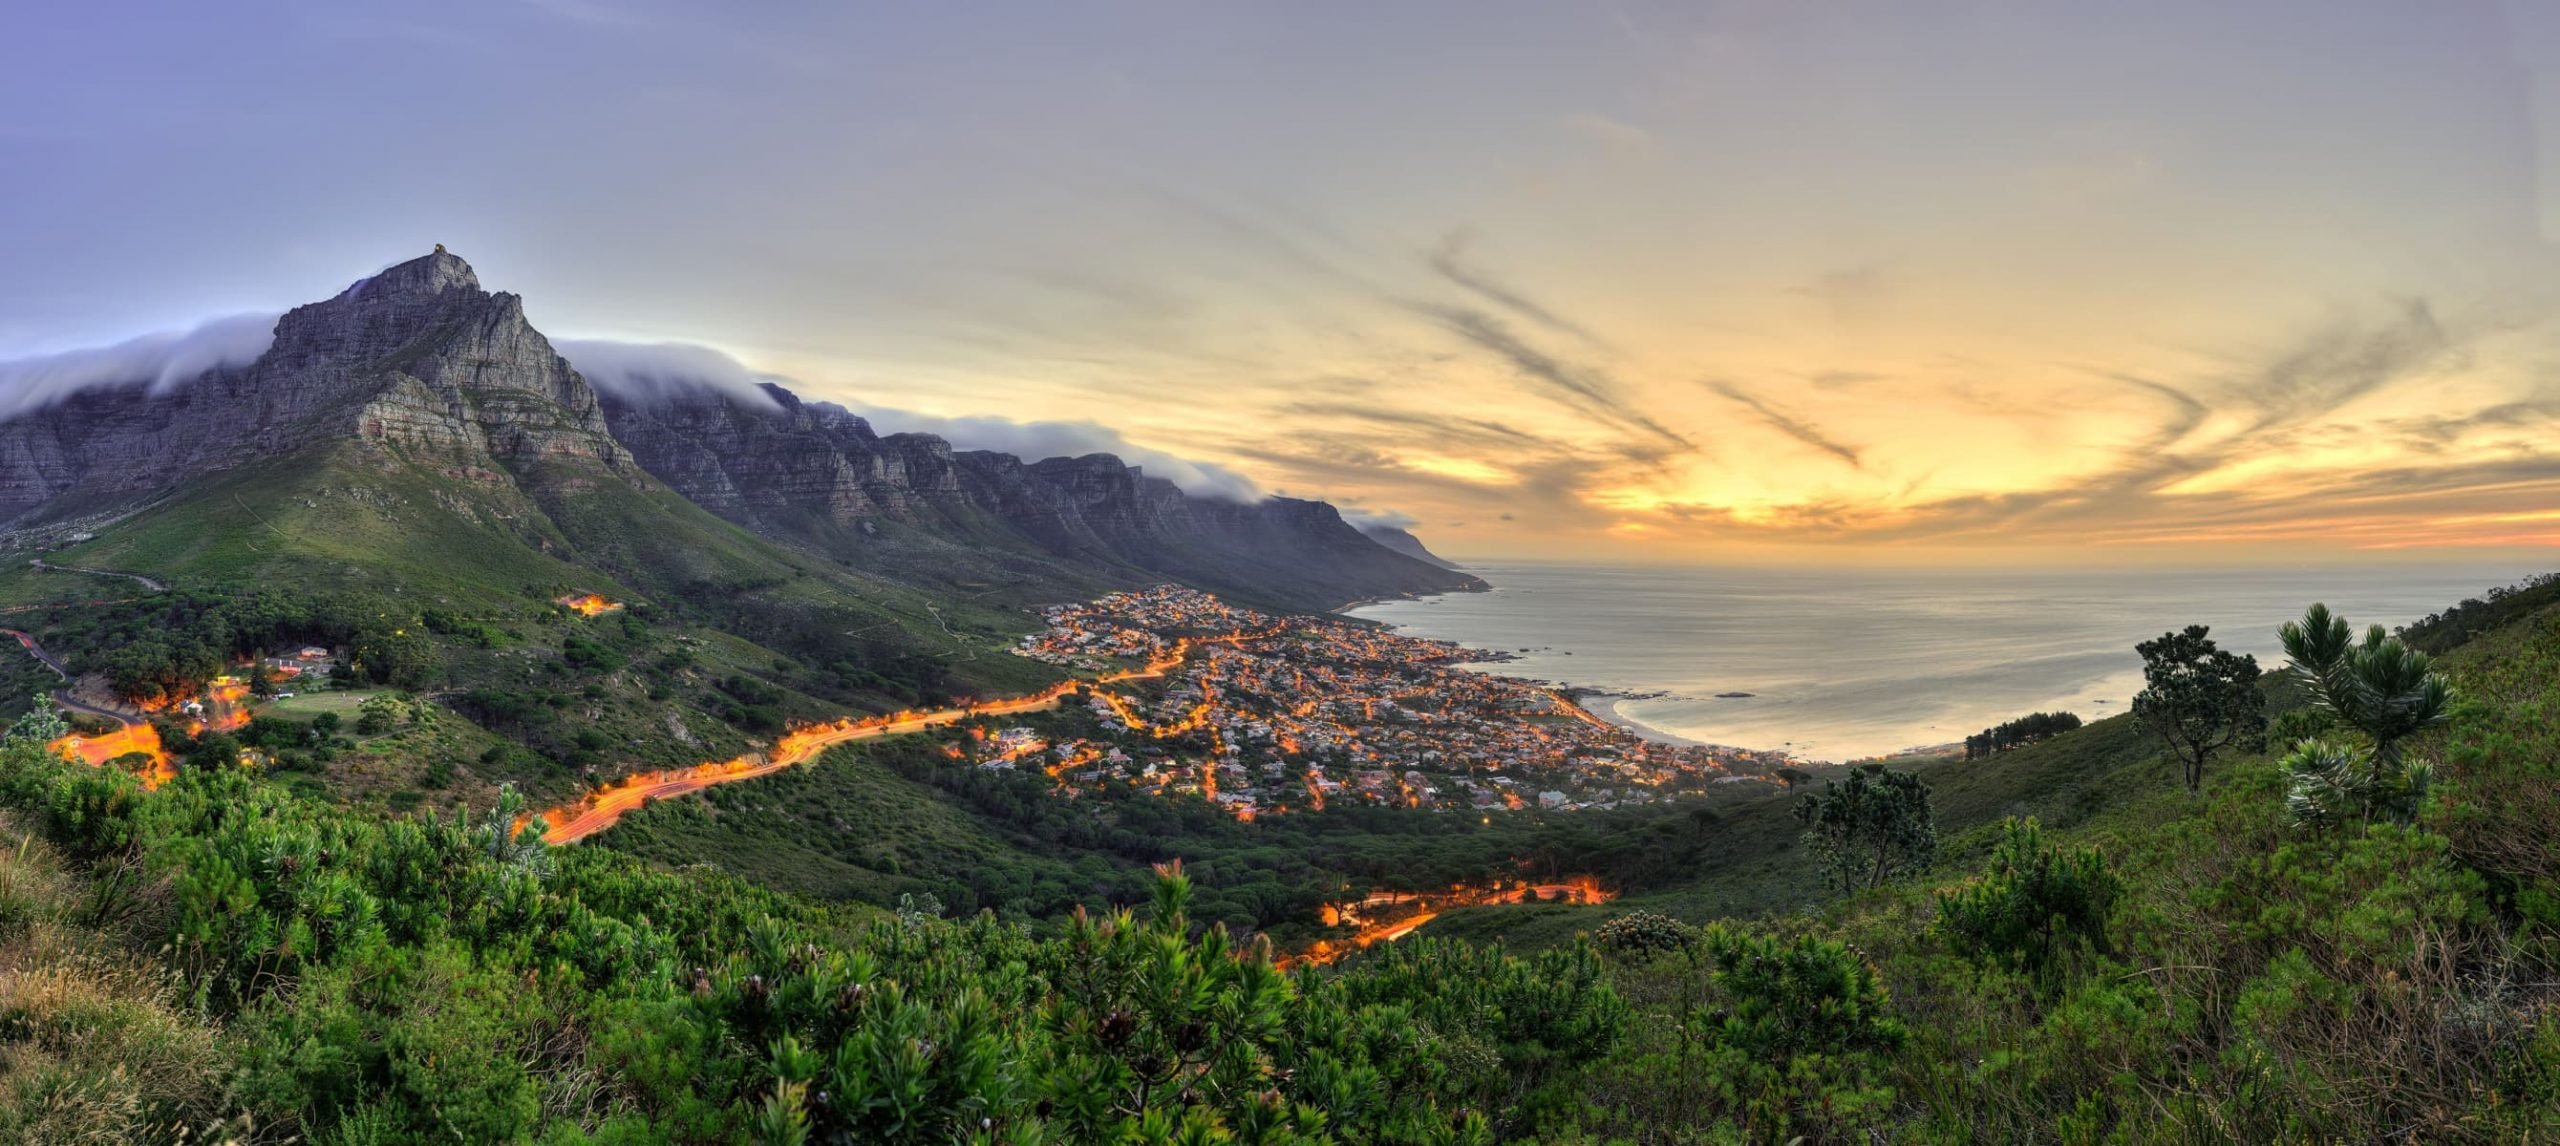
0 736 1624 1144
593 723 1782 940
5 546 2559 1140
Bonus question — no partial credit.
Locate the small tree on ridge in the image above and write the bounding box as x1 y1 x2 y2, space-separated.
1794 764 1937 893
2132 625 2264 793
2275 603 2454 827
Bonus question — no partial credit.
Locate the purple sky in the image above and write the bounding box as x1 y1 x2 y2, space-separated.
9 1 2560 561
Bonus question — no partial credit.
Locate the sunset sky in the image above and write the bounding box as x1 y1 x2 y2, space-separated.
10 1 2560 561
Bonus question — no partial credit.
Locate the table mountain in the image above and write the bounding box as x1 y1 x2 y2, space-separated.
0 247 1478 613
595 375 1483 611
0 248 628 523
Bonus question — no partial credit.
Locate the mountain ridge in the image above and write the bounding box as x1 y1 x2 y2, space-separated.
0 248 1478 612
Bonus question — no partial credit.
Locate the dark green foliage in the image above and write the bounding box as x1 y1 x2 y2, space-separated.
1695 924 1904 1060
2400 570 2560 653
0 741 1625 1143
2133 624 2265 792
2279 604 2454 828
37 589 436 704
1963 710 2081 760
1594 910 1697 954
1793 764 1938 893
185 731 241 771
1934 816 2122 978
562 633 628 673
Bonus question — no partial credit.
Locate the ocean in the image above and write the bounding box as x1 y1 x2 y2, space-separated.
1346 561 2548 762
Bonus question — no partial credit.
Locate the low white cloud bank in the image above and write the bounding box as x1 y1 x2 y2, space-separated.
1335 506 1421 533
555 338 787 412
559 337 1266 502
0 312 279 419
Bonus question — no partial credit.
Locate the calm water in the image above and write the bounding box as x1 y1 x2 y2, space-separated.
1348 561 2547 762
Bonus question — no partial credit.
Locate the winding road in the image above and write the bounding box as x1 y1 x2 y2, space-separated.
3 628 70 678
2 627 147 727
28 559 167 592
532 628 1275 844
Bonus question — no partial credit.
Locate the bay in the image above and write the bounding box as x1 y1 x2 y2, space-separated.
1347 561 2546 762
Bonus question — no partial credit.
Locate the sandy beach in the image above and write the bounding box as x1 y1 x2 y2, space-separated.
1573 691 1713 749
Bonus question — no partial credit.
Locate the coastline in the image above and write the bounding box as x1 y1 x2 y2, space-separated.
1330 577 1489 616
1347 578 1786 758
1572 690 1711 749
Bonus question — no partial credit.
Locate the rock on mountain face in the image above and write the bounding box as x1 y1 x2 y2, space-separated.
0 247 1480 611
596 378 1485 610
0 248 629 522
1357 525 1463 570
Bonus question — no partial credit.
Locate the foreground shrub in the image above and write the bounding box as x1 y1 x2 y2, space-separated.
1793 765 1937 894
1696 924 1905 1061
0 811 243 1145
0 745 1630 1143
1595 910 1696 954
1935 817 2122 981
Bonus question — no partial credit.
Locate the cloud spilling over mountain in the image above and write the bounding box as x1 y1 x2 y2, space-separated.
0 248 1475 612
1337 506 1420 532
561 338 1265 503
556 339 787 413
0 312 279 419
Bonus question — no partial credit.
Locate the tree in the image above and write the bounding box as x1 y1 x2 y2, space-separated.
1964 711 2083 759
2132 625 2264 793
2276 604 2455 826
354 696 401 736
1935 817 2123 979
188 731 242 771
1696 923 1905 1059
4 695 67 747
1794 764 1937 893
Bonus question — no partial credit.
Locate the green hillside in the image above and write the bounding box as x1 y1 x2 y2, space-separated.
0 436 1073 828
4 569 2559 1141
1419 700 2200 951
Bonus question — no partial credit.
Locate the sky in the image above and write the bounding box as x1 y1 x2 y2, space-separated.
8 0 2560 564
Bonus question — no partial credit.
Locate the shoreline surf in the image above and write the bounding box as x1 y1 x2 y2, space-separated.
1349 560 2546 763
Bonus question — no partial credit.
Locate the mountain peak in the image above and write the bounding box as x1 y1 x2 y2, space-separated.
344 246 481 303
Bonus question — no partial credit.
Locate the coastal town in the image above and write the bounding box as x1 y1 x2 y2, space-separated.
990 585 1790 820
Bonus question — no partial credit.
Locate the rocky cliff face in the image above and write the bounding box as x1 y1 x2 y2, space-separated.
0 248 629 522
1355 525 1463 570
0 247 1480 610
594 375 1484 608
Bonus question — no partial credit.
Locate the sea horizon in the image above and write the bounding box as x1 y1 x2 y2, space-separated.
1349 558 2551 763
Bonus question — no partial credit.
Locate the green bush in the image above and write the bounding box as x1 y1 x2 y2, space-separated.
1696 924 1904 1060
0 745 1627 1143
1935 817 2122 979
1595 910 1696 954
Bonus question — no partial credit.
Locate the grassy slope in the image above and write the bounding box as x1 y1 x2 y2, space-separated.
0 439 1071 823
1552 594 2560 1141
1419 696 2213 952
20 443 590 609
0 808 242 1140
589 738 1041 907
